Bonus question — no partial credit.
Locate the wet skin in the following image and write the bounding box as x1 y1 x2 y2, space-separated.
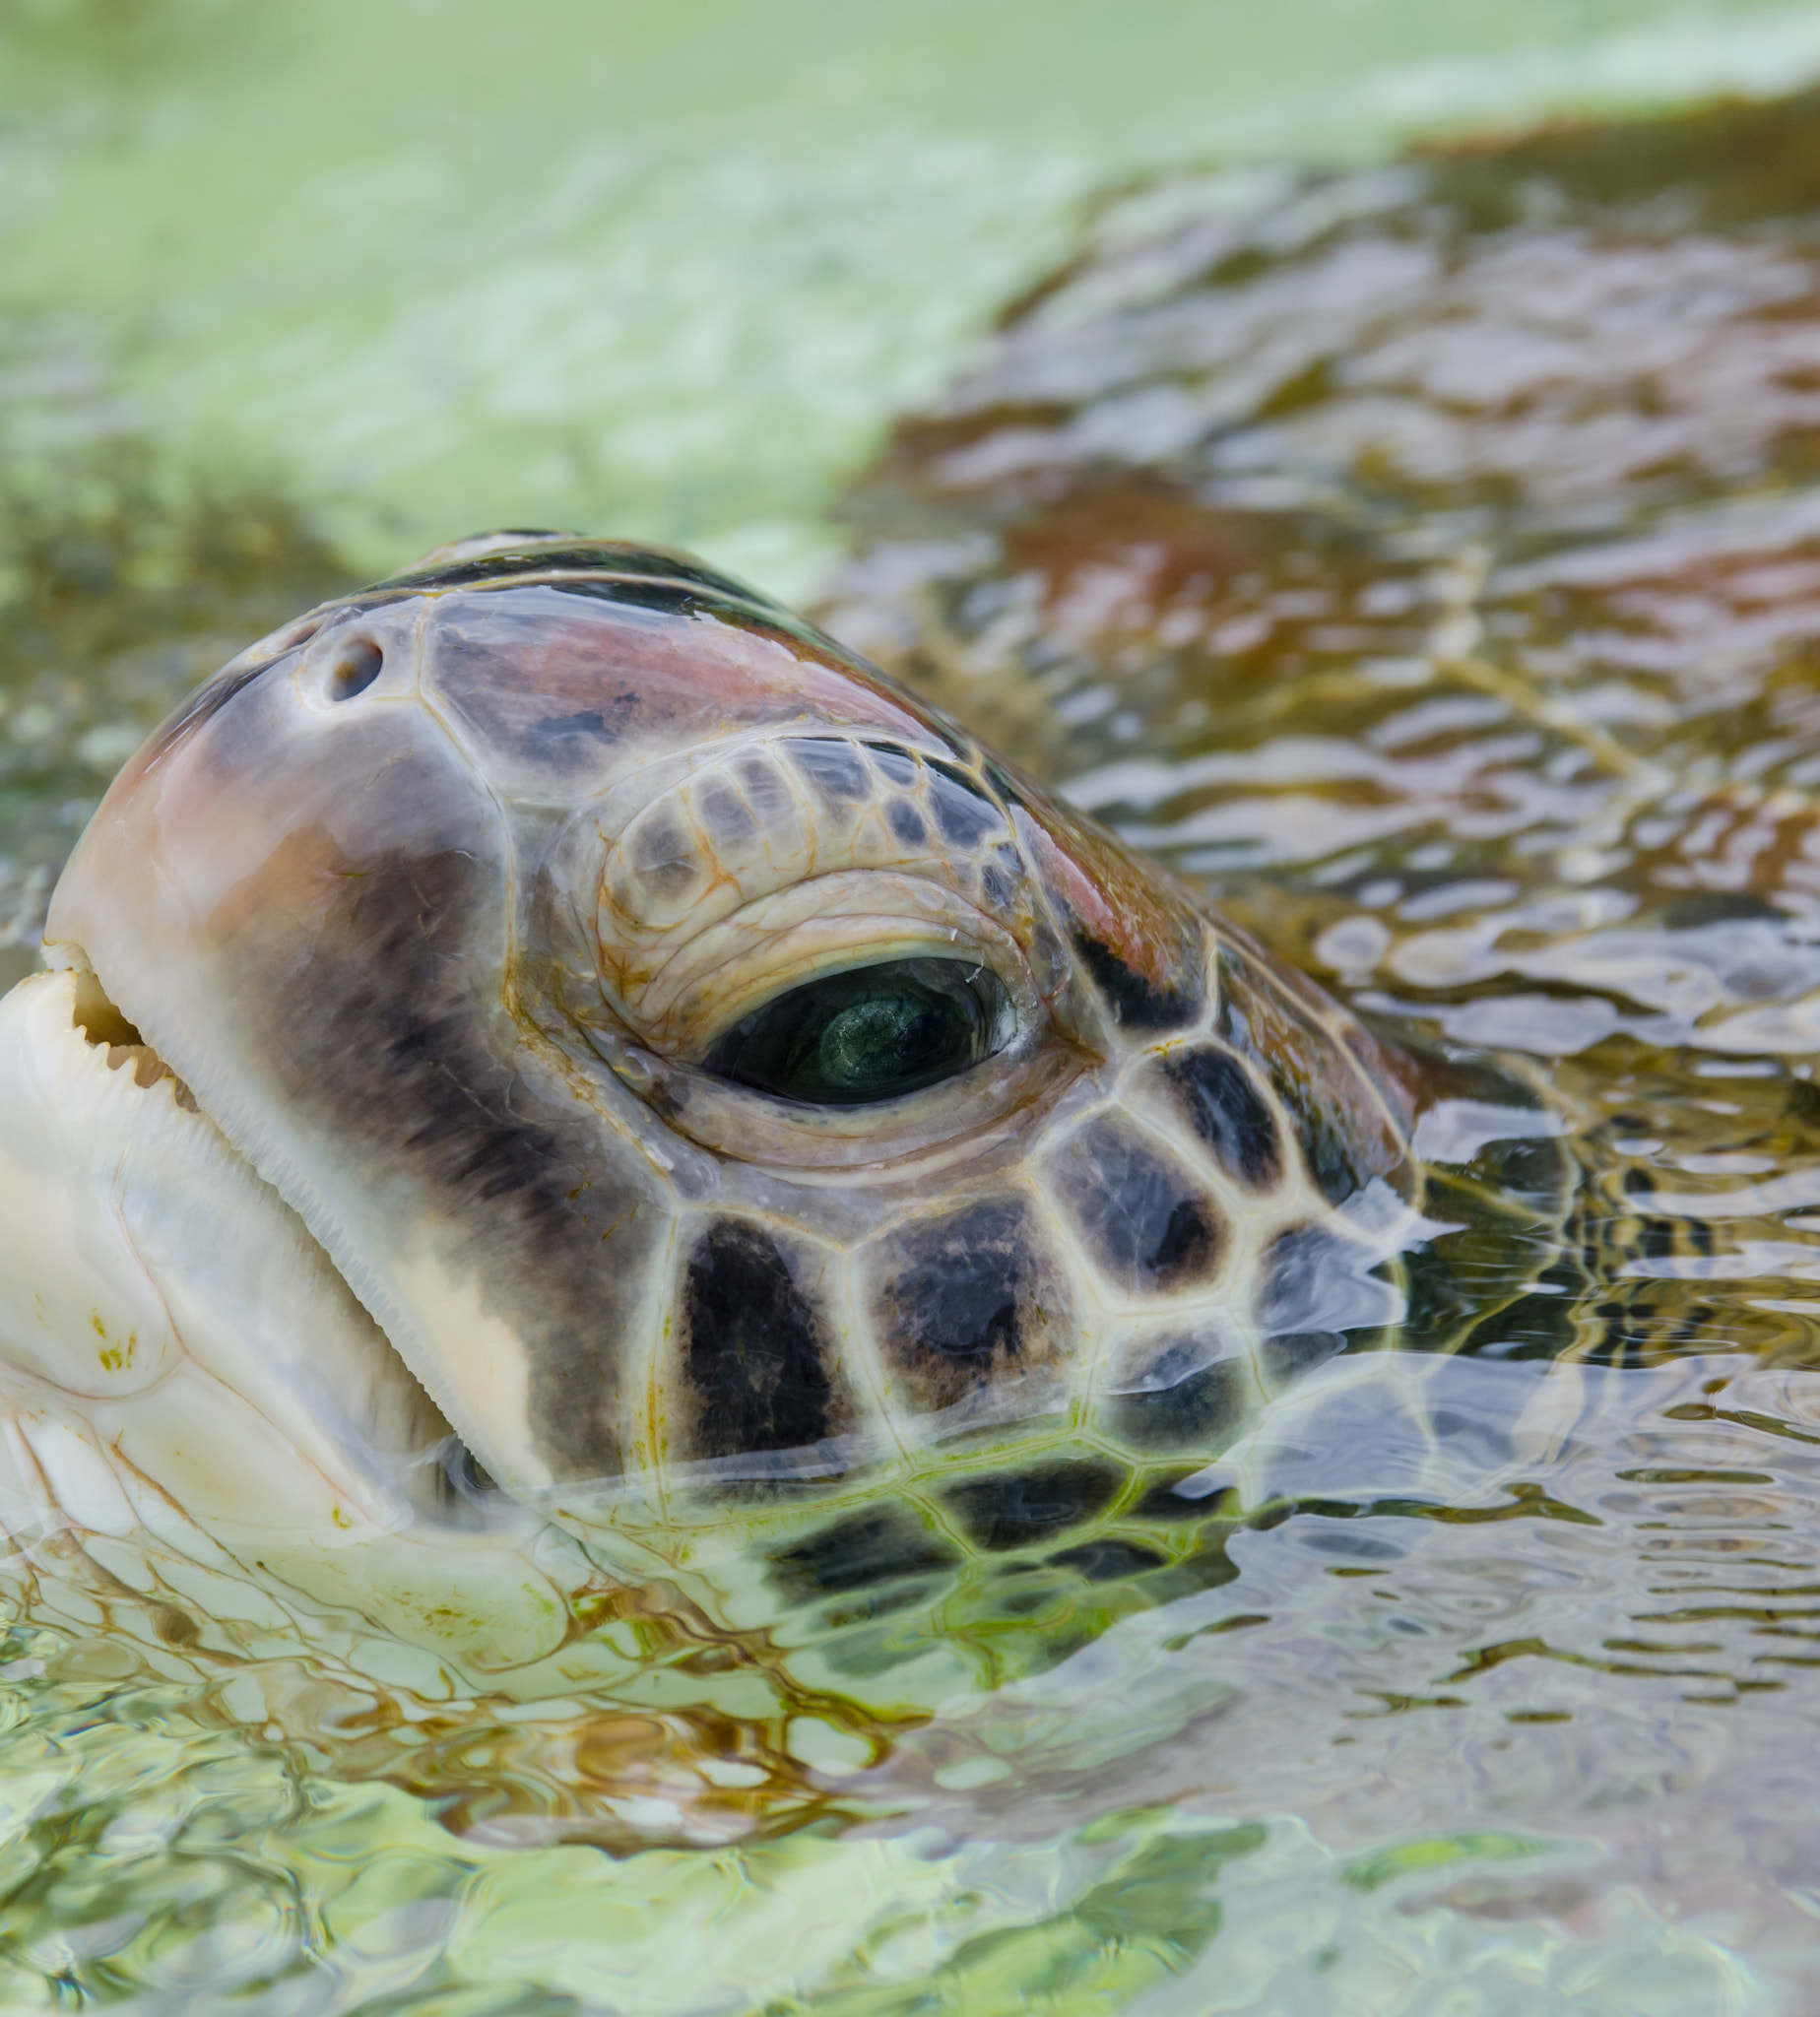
0 533 1422 1660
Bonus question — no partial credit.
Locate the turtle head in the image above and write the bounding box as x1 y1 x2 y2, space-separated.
40 533 1414 1530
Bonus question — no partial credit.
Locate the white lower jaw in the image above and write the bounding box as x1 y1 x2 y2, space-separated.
0 966 578 1684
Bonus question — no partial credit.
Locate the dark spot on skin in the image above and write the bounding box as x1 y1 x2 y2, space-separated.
1260 1331 1342 1393
871 1197 1071 1415
533 708 612 743
1153 1201 1213 1278
1216 943 1397 1204
422 598 648 785
1261 1225 1399 1338
865 743 919 787
886 799 927 847
888 1203 1019 1355
981 758 1026 810
986 1580 1056 1618
154 1605 201 1648
942 1459 1124 1549
1282 1086 1370 1204
1160 1044 1282 1189
697 774 757 846
925 760 1007 850
1149 1546 1242 1600
787 738 871 809
628 811 699 901
681 1221 835 1460
1073 929 1202 1032
1106 1349 1257 1453
732 750 794 823
1133 1474 1235 1522
767 1503 959 1601
1051 1115 1224 1294
639 1074 685 1122
1046 1538 1167 1581
980 864 1014 908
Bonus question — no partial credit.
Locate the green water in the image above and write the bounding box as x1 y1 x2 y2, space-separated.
7 0 1820 973
9 3 1820 2011
9 0 1820 600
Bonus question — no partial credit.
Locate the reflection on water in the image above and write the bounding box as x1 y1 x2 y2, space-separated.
0 1355 1807 2012
13 27 1820 2017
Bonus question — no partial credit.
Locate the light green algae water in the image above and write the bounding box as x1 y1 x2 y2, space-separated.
9 0 1820 598
10 5 1820 2012
6 0 1820 978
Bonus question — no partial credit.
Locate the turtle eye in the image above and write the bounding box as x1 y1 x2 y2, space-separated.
702 957 1011 1107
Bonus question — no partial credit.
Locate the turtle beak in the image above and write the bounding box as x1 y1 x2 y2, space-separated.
0 958 501 1534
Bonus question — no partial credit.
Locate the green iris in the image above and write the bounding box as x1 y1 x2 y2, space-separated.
704 957 1009 1107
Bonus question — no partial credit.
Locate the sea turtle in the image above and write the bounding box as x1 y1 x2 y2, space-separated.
0 531 1561 1710
7 97 1820 2001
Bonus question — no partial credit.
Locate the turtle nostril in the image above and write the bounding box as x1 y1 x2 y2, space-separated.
329 639 383 699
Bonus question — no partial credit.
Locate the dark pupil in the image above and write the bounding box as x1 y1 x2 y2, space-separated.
703 958 1008 1107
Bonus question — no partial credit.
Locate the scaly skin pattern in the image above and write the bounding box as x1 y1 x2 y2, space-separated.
0 532 1439 1693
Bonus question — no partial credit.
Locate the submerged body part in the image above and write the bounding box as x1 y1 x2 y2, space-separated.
0 532 1517 1699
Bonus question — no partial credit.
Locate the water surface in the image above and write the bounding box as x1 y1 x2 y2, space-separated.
7 0 1820 972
